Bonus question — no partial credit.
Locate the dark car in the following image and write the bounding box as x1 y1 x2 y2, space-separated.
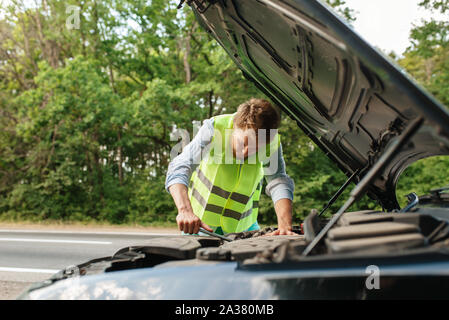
18 0 449 299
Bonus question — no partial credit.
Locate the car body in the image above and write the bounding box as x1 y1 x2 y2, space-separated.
18 0 449 299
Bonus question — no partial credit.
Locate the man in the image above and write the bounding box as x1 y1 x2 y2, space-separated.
165 98 295 236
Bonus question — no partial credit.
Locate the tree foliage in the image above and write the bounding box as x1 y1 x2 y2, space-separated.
323 0 356 24
395 0 449 207
0 0 445 226
0 0 261 223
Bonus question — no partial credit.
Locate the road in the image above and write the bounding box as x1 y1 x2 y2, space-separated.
0 228 178 299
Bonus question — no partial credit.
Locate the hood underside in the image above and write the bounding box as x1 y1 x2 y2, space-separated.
188 0 449 210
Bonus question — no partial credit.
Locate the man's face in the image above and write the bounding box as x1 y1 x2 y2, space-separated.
231 127 259 160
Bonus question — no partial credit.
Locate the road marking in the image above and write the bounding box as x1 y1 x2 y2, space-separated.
0 229 177 236
0 238 112 245
0 267 59 274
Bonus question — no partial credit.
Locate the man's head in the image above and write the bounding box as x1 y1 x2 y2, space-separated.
231 98 280 160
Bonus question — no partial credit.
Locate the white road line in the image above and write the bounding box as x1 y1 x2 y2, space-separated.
0 229 176 236
0 267 59 274
0 238 112 245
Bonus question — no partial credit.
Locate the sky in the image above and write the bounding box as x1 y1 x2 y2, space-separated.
344 0 446 55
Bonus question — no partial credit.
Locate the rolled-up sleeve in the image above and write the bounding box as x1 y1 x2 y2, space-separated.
165 119 214 192
264 143 295 204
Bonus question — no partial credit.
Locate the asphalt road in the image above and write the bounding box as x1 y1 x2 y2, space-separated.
0 228 177 299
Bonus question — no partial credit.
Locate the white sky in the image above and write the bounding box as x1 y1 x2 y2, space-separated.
344 0 446 55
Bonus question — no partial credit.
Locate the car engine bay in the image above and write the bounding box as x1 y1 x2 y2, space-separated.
30 206 448 288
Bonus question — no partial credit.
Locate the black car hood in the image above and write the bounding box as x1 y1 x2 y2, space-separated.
187 0 449 210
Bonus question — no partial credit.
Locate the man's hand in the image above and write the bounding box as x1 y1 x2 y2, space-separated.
264 198 295 236
265 227 296 236
169 183 213 234
176 207 213 234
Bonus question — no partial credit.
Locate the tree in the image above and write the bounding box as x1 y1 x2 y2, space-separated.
0 0 376 225
398 0 449 106
394 0 449 206
0 0 261 223
324 0 356 24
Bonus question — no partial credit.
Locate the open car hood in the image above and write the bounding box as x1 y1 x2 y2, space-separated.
187 0 449 210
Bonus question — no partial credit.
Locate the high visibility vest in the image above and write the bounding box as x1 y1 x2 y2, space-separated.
188 113 280 234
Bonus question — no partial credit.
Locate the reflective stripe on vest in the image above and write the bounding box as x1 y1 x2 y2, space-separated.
188 113 279 233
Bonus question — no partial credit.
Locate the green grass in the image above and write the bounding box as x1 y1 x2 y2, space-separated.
0 215 178 229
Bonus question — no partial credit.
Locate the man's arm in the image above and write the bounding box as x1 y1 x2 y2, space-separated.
165 119 214 234
165 119 214 192
269 198 295 235
168 183 213 234
264 143 296 236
